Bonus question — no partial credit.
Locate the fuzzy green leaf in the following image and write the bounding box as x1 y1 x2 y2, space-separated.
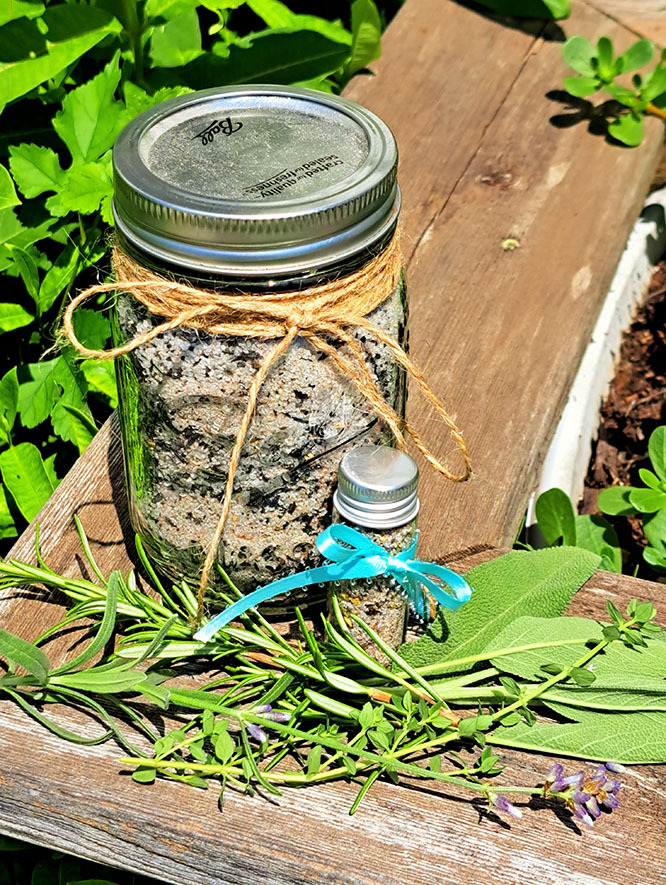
542 683 666 712
0 441 54 521
493 619 666 686
400 547 599 671
490 709 666 763
52 53 128 164
8 144 63 198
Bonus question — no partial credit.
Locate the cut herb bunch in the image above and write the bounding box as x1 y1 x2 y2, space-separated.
0 529 664 823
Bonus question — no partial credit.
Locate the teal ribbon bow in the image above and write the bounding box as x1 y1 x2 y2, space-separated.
194 524 472 643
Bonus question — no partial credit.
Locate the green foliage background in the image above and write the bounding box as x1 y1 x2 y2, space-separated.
0 0 398 555
0 0 393 875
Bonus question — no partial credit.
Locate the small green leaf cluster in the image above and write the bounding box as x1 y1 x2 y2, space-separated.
562 35 666 146
534 486 622 572
0 0 385 548
597 426 666 571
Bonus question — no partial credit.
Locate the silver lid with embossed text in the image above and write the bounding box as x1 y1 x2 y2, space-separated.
334 446 419 530
112 84 399 277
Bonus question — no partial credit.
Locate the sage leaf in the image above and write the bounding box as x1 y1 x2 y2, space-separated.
400 548 599 671
541 684 666 713
0 442 54 521
0 627 49 681
490 709 666 763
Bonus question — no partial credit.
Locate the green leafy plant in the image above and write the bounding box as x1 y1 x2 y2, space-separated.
0 0 385 545
598 425 666 571
0 523 664 831
532 487 622 572
562 35 666 146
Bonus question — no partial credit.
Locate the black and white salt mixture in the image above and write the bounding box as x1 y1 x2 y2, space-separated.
110 84 405 609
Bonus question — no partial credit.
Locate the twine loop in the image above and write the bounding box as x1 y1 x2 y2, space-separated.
63 231 471 626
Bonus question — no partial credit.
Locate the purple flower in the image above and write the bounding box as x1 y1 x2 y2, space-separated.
251 704 291 724
490 793 523 820
605 761 625 773
247 722 267 743
544 761 622 828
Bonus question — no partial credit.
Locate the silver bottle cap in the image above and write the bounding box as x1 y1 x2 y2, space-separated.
112 84 399 277
334 446 419 530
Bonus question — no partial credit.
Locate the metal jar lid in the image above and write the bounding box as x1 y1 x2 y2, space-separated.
112 84 400 277
333 446 419 530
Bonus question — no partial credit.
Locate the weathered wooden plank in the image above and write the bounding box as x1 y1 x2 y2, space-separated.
2 0 666 882
1 421 665 885
587 0 666 45
365 1 664 562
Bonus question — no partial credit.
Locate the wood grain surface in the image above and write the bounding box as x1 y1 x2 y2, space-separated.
591 0 666 45
347 0 664 563
1 0 666 882
1 419 665 885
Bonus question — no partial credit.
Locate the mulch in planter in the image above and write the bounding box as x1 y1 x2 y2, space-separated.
580 256 666 575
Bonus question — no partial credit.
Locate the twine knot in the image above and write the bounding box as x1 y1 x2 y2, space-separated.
63 230 471 626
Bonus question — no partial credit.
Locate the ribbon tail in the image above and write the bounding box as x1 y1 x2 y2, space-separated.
415 563 472 612
193 565 334 642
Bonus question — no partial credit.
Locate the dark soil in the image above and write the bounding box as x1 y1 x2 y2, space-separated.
580 258 666 576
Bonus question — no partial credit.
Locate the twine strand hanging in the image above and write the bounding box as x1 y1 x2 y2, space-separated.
63 232 472 626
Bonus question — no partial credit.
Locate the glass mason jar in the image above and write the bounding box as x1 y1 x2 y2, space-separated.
110 85 406 607
329 445 418 658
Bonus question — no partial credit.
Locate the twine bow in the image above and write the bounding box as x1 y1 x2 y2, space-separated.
63 232 471 625
194 524 473 642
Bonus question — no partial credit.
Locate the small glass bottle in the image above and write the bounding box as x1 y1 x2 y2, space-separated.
329 445 419 659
